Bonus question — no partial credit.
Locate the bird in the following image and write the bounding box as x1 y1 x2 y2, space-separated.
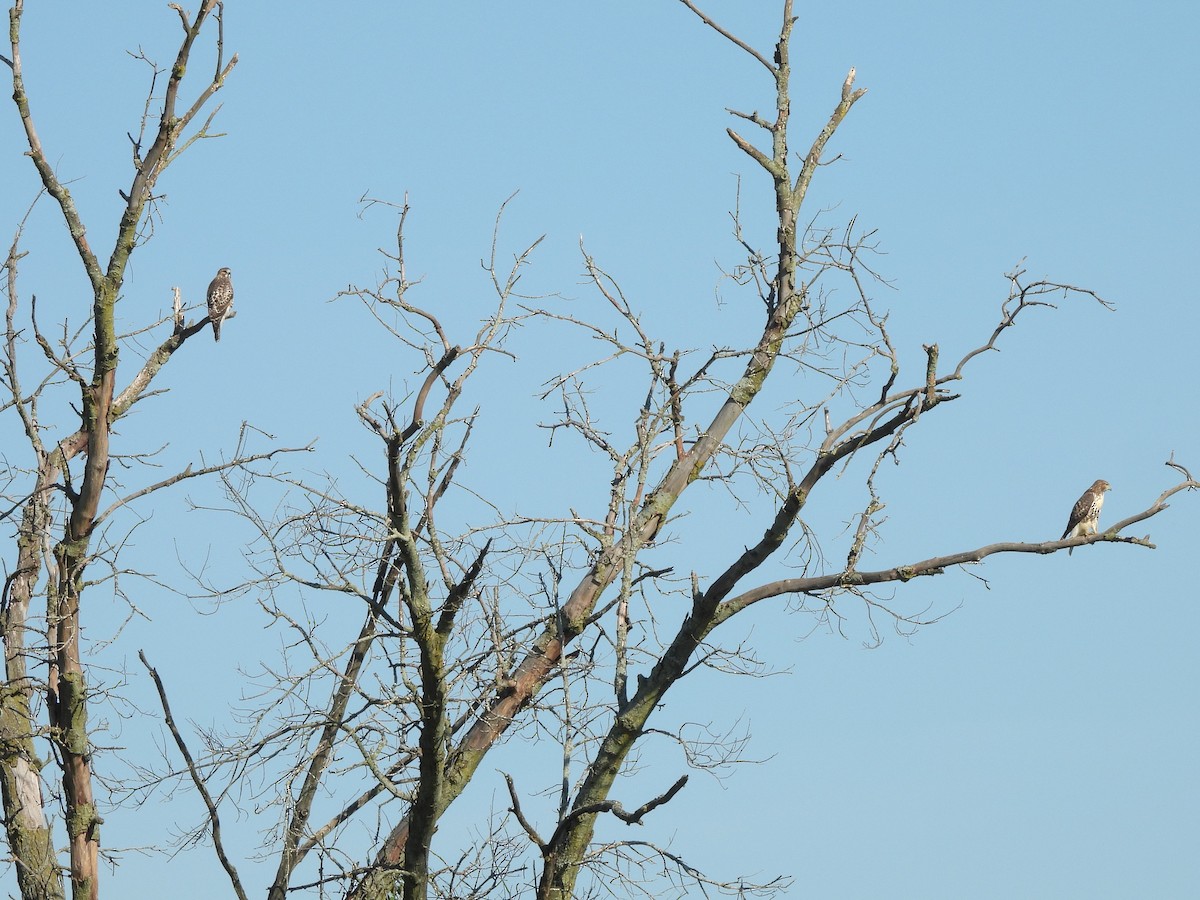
1061 479 1111 554
206 267 234 341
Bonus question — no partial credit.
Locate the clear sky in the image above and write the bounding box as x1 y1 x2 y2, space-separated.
2 2 1198 898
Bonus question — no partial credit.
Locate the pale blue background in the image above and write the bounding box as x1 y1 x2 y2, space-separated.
2 2 1197 897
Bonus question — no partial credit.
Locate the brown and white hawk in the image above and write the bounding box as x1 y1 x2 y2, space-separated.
206 267 234 341
1061 479 1111 554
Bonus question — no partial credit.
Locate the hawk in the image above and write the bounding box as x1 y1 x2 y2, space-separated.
206 267 234 341
1061 479 1111 554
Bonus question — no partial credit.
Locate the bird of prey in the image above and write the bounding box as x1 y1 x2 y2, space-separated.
1061 479 1111 554
206 267 234 341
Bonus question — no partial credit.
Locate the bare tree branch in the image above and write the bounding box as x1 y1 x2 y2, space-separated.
139 651 249 900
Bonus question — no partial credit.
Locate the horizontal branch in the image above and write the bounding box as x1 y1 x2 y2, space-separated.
95 443 314 526
717 472 1198 621
564 774 689 827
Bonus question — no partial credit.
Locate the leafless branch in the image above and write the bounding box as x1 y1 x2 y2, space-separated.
718 466 1199 620
677 0 776 73
558 775 689 830
139 651 249 900
503 773 546 851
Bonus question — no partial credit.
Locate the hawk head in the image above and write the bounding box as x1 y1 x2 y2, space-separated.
1091 479 1112 494
218 267 232 279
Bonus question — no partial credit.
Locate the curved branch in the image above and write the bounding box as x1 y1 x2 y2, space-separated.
140 651 249 900
946 269 1114 382
554 775 688 832
504 773 546 852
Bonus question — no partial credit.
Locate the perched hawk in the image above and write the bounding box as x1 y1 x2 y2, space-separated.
1061 479 1111 554
206 267 234 341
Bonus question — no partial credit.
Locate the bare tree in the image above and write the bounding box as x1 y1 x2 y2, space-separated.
116 5 1192 900
0 3 301 899
2 3 1194 900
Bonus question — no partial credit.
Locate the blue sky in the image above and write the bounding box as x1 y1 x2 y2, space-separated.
2 2 1198 898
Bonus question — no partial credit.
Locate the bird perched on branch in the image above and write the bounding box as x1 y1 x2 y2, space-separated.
1061 479 1111 554
206 267 234 341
